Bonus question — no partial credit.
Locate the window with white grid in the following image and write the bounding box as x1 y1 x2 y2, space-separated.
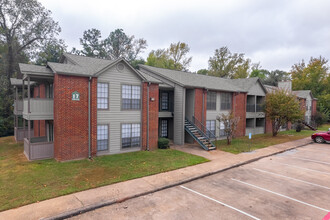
161 120 168 137
220 93 232 110
161 92 169 110
122 85 141 110
122 123 140 148
97 125 108 151
97 83 108 109
206 120 216 138
207 91 216 110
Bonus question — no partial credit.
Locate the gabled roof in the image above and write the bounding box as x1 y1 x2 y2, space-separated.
231 77 268 94
139 65 246 92
52 53 159 83
137 70 162 84
19 63 53 76
292 90 315 99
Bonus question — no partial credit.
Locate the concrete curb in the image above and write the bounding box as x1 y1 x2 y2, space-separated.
42 140 313 220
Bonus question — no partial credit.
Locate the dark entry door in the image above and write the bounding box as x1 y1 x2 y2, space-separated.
161 119 168 138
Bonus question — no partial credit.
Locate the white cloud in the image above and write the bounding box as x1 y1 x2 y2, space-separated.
39 0 330 72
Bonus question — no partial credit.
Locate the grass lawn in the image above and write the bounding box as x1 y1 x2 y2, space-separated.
215 124 330 154
0 137 208 211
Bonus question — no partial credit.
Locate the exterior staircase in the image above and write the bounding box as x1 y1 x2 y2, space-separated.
184 118 216 151
302 121 317 131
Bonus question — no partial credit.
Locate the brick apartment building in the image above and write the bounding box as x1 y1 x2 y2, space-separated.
11 53 316 161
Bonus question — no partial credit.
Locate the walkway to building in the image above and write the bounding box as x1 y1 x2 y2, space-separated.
0 138 313 220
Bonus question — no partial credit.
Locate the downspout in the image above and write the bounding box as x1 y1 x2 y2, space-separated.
147 82 150 151
88 77 91 159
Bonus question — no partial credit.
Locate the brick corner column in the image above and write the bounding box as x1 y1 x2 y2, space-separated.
194 88 207 128
312 99 317 117
54 74 95 161
142 83 159 151
233 92 247 137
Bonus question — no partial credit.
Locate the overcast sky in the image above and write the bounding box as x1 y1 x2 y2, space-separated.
39 0 330 72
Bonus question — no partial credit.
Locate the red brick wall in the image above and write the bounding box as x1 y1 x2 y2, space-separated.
312 99 317 116
233 92 247 137
53 74 97 161
142 83 159 151
194 88 206 128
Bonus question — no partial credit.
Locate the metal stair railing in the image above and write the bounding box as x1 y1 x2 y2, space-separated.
192 116 217 142
185 117 216 150
302 121 317 131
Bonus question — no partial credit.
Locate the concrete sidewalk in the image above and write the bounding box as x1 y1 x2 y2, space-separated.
0 137 313 220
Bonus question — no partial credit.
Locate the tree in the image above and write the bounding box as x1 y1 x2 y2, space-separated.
0 0 60 137
75 28 147 63
197 69 209 75
250 64 267 80
79 28 106 58
104 28 147 61
208 47 251 78
216 111 240 145
168 42 192 71
263 70 290 86
291 56 330 111
0 0 61 81
35 38 67 65
145 49 175 69
145 41 192 71
265 89 304 136
130 58 145 69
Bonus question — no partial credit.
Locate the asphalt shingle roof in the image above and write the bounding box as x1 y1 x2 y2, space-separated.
139 65 246 92
292 90 313 99
137 70 162 84
19 63 53 76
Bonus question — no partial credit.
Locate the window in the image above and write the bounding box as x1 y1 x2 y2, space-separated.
97 83 108 109
122 85 141 110
161 92 169 110
221 93 232 110
97 125 108 151
207 91 216 110
161 120 168 137
219 122 225 136
122 123 140 148
206 120 216 138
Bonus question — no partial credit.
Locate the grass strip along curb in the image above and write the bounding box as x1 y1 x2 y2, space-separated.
43 140 313 220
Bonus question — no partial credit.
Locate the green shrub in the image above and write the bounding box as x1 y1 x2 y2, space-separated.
158 138 170 149
296 123 303 132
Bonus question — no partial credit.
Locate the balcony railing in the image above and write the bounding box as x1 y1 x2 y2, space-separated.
14 127 34 142
14 100 23 115
23 98 54 120
24 137 54 160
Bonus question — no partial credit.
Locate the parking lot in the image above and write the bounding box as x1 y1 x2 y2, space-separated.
71 143 330 220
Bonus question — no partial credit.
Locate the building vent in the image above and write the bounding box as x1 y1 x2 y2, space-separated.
117 63 125 72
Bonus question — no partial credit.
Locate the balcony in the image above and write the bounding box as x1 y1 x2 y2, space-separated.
14 100 23 115
24 137 54 160
14 127 34 142
23 98 54 120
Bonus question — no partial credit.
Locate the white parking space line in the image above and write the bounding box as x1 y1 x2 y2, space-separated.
180 185 260 220
231 178 330 213
274 162 330 175
287 156 330 165
253 168 330 190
